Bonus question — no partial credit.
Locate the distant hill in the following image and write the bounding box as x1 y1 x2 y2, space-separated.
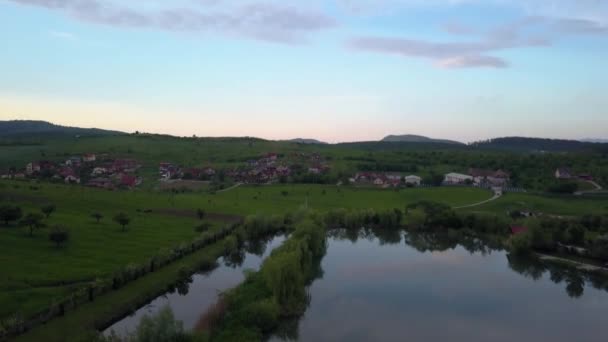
470 137 607 152
0 120 125 138
285 138 327 145
580 138 608 144
382 134 463 145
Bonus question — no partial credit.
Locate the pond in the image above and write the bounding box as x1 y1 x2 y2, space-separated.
269 228 608 342
104 235 286 336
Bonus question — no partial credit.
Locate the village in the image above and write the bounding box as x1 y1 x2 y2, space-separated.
158 152 331 185
2 149 596 196
1 154 143 190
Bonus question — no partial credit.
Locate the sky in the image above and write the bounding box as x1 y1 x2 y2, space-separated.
0 0 607 143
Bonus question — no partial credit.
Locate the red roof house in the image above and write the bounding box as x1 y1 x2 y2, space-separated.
511 226 528 235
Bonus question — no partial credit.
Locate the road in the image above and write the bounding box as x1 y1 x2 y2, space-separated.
453 189 502 209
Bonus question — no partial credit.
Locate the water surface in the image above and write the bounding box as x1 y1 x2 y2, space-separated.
105 235 286 336
272 229 608 342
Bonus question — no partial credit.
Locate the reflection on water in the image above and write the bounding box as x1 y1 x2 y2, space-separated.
104 235 286 336
270 228 608 342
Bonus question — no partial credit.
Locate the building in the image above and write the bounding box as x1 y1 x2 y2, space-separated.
26 162 41 175
66 156 82 167
555 168 572 180
469 168 510 187
444 173 473 184
83 154 96 162
91 167 108 176
511 226 528 235
404 175 422 186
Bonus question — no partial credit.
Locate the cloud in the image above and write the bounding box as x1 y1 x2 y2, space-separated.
8 0 336 44
346 11 606 69
436 55 508 69
348 32 533 69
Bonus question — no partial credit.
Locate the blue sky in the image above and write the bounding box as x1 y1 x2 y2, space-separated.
0 0 607 142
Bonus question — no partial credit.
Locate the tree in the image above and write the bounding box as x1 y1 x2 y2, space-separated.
0 205 22 226
91 212 103 223
195 222 212 233
20 213 45 237
113 213 131 232
41 204 56 219
196 208 206 220
49 225 69 248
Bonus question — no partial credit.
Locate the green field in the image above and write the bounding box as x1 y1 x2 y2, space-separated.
463 192 608 216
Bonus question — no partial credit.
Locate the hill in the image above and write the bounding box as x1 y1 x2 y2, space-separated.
285 138 327 145
381 134 463 145
470 137 608 152
581 138 608 144
0 120 125 138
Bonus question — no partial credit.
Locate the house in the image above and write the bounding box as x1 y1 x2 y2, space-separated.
373 177 387 186
511 226 528 235
578 174 594 181
404 175 422 186
444 173 473 185
64 175 81 184
83 154 96 162
309 167 321 174
66 156 82 167
555 168 572 180
469 168 510 187
120 174 138 188
385 173 402 182
87 177 114 189
113 159 139 173
91 167 108 176
265 153 278 161
26 162 41 175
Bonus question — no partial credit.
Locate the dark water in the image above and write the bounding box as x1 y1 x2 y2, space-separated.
104 235 286 336
271 229 608 342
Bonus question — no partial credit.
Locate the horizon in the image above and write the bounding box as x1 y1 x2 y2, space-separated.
1 0 607 143
2 118 606 145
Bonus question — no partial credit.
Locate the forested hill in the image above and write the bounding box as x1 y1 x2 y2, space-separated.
0 120 125 138
382 134 463 145
471 137 608 153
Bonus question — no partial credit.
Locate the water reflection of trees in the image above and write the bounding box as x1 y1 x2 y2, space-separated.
329 227 503 256
507 253 608 299
329 227 608 300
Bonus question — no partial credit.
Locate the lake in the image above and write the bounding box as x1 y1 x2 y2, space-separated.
270 228 608 342
106 228 608 341
104 235 286 336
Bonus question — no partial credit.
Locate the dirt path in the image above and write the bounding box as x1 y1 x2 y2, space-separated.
453 190 501 209
217 182 243 193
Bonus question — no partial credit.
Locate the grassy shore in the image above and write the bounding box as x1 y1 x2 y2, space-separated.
12 241 227 342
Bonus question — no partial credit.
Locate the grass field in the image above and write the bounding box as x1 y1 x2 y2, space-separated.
461 192 608 216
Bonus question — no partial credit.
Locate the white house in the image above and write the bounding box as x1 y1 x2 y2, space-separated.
91 167 108 176
555 168 572 180
444 173 473 184
385 173 402 182
404 175 422 186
